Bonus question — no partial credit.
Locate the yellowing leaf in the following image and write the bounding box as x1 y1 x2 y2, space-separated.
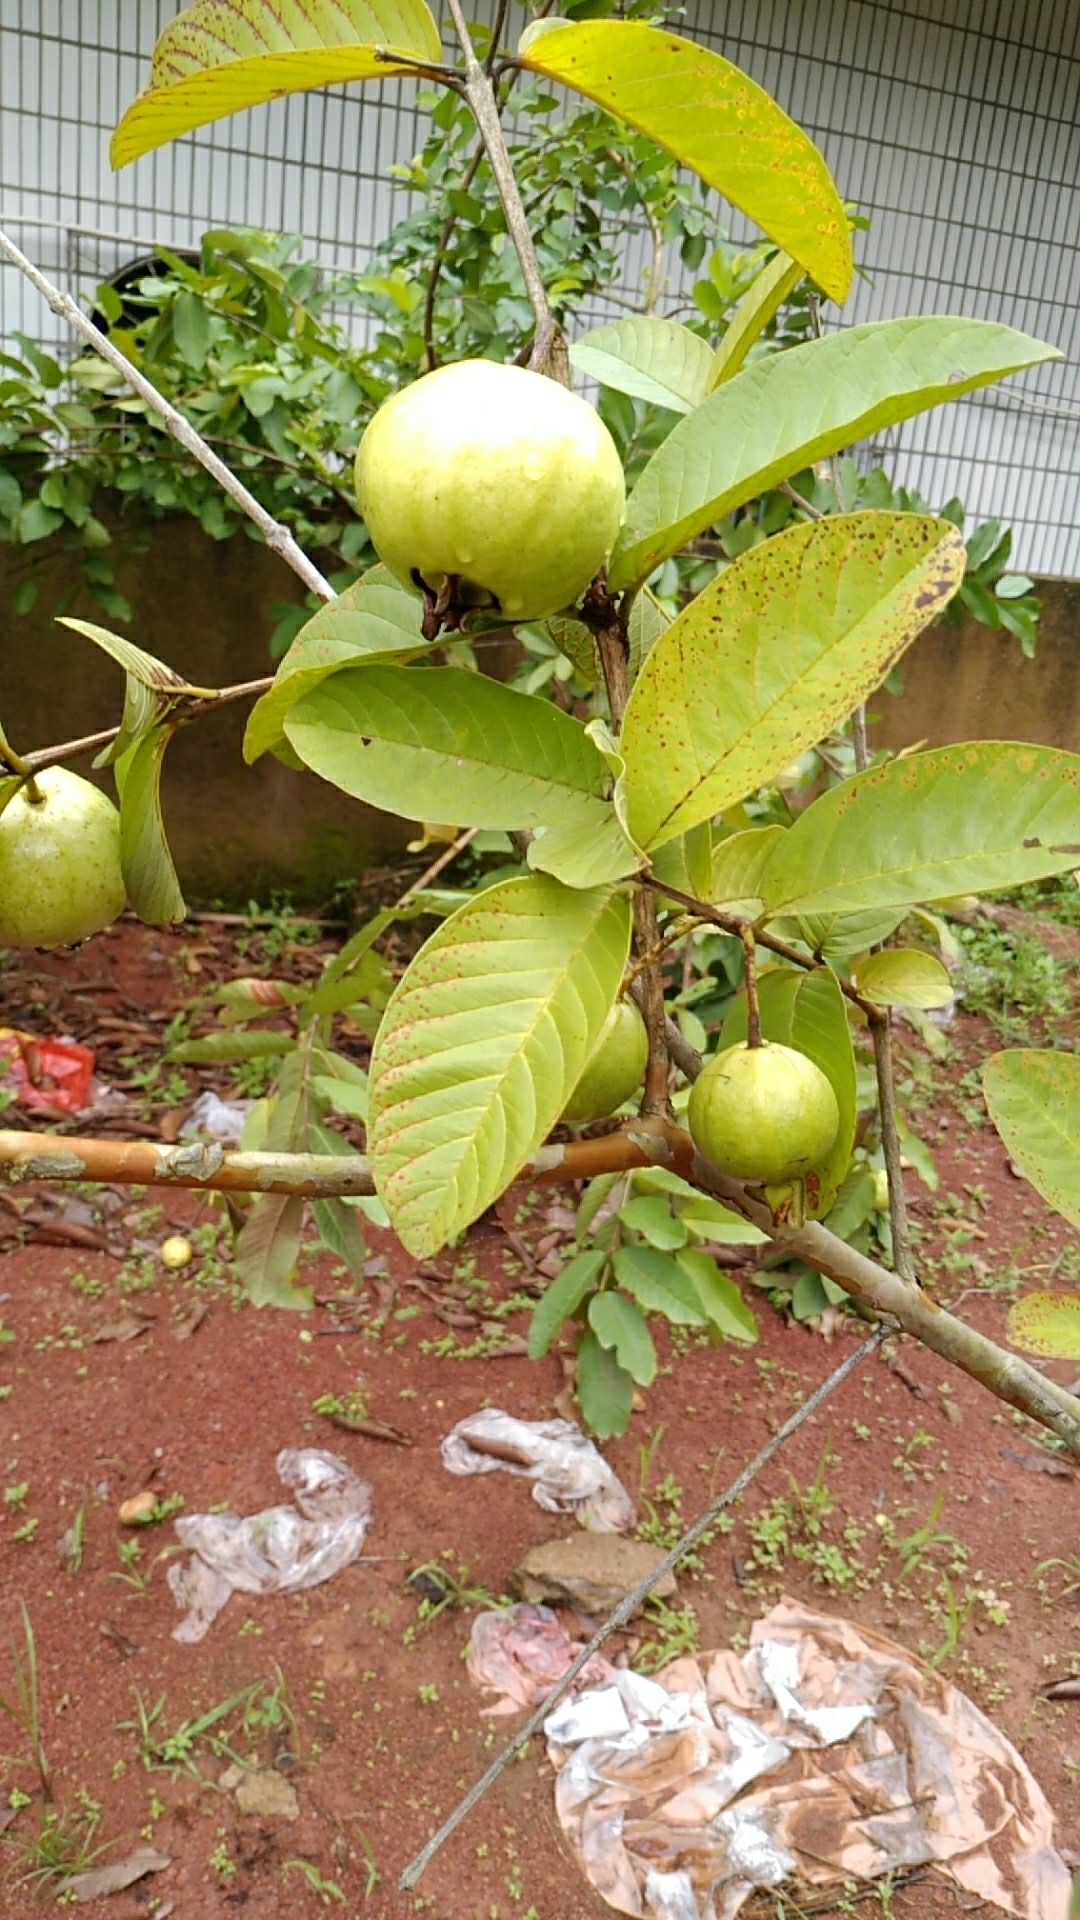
982 1049 1080 1230
1007 1292 1080 1362
112 0 443 166
620 512 965 850
708 250 803 389
520 22 852 302
852 949 954 1010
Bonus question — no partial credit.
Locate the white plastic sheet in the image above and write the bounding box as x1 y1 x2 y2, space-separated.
441 1409 634 1531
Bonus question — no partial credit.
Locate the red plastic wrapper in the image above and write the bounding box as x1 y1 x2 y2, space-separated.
0 1029 95 1113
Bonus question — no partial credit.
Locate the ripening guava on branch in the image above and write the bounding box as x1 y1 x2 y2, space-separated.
562 999 649 1125
0 767 127 950
355 360 626 622
688 1040 840 1185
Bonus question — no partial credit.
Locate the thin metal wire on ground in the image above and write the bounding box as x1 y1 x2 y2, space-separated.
399 1327 886 1890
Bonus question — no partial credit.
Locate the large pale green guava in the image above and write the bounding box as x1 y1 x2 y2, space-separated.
0 767 127 950
355 360 626 622
563 999 648 1125
688 1040 840 1184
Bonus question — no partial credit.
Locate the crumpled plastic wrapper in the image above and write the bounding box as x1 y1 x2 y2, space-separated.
467 1602 617 1715
167 1449 372 1643
180 1089 254 1145
545 1598 1070 1920
440 1410 634 1532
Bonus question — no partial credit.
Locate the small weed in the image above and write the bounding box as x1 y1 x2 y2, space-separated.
406 1556 501 1632
59 1504 87 1574
957 917 1071 1041
0 1603 48 1793
119 1679 267 1776
636 1597 701 1671
283 1857 347 1904
1 1799 108 1893
209 1834 237 1877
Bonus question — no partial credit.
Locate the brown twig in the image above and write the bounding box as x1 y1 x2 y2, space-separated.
741 926 762 1048
23 676 274 777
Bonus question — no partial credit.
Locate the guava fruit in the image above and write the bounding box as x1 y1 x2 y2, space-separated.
0 767 127 950
563 999 648 1124
355 360 625 622
871 1168 891 1211
687 1040 840 1184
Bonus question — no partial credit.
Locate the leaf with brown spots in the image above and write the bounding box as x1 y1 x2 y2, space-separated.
111 0 442 166
620 512 964 851
983 1050 1080 1231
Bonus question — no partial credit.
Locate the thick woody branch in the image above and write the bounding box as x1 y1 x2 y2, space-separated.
0 227 334 604
5 1120 1078 1456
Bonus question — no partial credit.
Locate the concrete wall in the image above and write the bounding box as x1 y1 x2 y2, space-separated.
2 521 409 904
3 524 1077 904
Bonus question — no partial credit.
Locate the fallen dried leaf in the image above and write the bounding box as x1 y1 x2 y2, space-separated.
1002 1447 1074 1480
63 1847 170 1901
92 1314 154 1345
1042 1678 1080 1700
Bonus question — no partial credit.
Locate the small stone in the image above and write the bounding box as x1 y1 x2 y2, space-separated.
119 1491 158 1527
511 1534 676 1615
233 1769 299 1820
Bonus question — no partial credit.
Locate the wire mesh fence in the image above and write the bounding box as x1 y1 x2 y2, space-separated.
1 0 1077 574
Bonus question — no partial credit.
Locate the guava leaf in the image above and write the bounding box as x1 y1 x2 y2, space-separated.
527 810 642 889
114 725 185 926
617 1196 689 1250
588 1292 657 1385
650 823 714 903
628 589 671 680
519 22 852 302
172 1031 294 1064
528 1249 607 1359
675 1247 758 1341
707 250 803 389
570 316 717 414
785 907 908 961
60 615 210 769
719 965 856 1216
759 743 1080 917
576 1329 635 1439
851 948 953 1010
368 876 631 1256
547 616 598 687
233 1194 312 1310
710 827 787 913
285 664 627 850
1006 1293 1080 1362
111 0 443 166
620 512 965 850
613 1245 708 1325
982 1049 1080 1229
244 576 429 764
611 318 1060 589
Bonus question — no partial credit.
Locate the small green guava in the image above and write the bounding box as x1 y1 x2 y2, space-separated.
871 1167 890 1211
687 1040 840 1185
563 1000 648 1125
355 360 625 622
0 767 127 950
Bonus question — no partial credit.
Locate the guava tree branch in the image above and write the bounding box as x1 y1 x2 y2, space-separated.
442 0 563 377
5 1115 1079 1454
22 675 273 777
0 227 334 604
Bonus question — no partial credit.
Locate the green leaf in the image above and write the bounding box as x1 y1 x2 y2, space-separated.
1006 1292 1080 1362
617 1195 688 1250
628 589 670 679
114 726 186 926
679 1198 768 1246
172 1031 294 1064
613 1245 707 1325
312 1075 369 1120
527 810 641 890
17 500 63 544
233 1194 312 1310
621 513 965 849
719 966 856 1215
547 616 598 687
243 575 429 764
569 316 717 414
310 1194 367 1282
982 1049 1080 1229
173 288 212 369
576 1329 634 1439
611 318 1060 588
285 667 634 866
111 0 443 165
786 907 908 962
759 743 1080 917
588 1292 657 1386
528 1249 607 1358
852 948 953 1010
710 828 787 912
369 876 632 1256
707 250 803 388
58 616 203 696
675 1247 758 1341
650 823 713 904
520 22 852 302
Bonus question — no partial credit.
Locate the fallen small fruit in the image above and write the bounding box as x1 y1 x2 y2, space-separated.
355 360 625 622
119 1491 159 1527
0 768 126 950
688 1041 840 1184
160 1235 194 1270
563 1000 648 1125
